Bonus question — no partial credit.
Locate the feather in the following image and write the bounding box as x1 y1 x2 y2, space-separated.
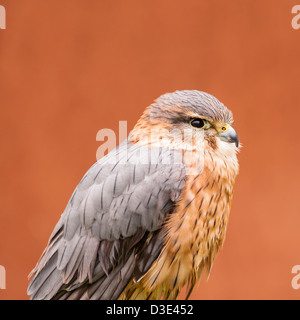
28 140 187 300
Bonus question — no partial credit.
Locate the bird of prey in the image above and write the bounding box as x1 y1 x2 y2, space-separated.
28 90 239 300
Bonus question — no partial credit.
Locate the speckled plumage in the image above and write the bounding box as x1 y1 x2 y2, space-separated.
28 90 239 300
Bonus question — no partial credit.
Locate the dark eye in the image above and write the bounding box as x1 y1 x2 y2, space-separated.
190 118 205 128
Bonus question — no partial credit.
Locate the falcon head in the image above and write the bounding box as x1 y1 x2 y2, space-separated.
131 90 239 154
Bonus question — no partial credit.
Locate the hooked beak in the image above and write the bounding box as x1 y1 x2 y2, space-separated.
218 126 239 147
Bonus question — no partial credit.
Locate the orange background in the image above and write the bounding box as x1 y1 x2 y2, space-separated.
0 0 300 300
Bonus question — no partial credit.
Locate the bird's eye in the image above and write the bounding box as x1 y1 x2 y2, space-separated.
190 118 209 129
220 125 228 132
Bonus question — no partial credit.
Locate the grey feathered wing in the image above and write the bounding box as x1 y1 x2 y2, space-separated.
28 140 187 300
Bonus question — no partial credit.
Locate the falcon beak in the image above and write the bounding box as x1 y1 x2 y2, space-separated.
218 125 239 147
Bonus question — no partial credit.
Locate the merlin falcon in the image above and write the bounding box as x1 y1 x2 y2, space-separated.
28 90 240 300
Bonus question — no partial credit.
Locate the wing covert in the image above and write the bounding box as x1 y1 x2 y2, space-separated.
28 140 187 300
